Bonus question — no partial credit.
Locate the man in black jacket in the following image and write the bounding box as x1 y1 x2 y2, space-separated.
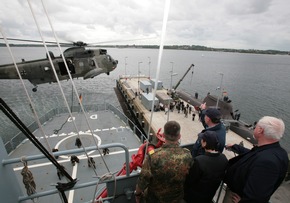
223 116 288 203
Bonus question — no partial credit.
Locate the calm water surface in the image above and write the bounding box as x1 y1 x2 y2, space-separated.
1 47 290 151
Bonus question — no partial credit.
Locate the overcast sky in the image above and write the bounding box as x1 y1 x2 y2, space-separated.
1 0 289 51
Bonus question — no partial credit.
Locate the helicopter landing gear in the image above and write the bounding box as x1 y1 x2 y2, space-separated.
32 86 38 92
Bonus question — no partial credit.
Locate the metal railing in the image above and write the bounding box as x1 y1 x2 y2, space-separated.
2 143 133 202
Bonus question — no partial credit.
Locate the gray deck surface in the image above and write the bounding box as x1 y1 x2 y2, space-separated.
8 110 141 203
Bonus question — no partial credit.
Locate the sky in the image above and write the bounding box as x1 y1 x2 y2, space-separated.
0 0 290 51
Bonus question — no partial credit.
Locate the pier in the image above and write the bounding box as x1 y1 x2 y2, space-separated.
116 76 253 159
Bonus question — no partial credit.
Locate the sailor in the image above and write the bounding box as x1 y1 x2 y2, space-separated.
75 138 82 148
103 148 110 156
199 103 207 128
88 157 96 169
70 155 79 166
192 112 196 121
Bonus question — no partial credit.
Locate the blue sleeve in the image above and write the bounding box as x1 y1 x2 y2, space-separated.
191 135 204 158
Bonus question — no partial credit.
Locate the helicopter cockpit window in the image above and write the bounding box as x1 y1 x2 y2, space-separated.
79 62 84 67
90 60 95 66
106 55 112 62
44 67 50 71
100 49 107 55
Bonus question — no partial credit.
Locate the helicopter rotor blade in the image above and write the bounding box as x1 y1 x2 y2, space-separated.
1 36 158 47
88 36 157 46
0 37 72 46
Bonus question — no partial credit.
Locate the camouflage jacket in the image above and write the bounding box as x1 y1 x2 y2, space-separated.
137 143 192 203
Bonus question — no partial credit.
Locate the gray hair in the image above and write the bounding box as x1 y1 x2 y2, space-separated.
257 116 285 140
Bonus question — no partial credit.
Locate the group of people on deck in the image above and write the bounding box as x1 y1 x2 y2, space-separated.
134 104 289 203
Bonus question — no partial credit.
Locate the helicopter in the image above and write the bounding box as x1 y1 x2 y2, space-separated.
0 38 118 92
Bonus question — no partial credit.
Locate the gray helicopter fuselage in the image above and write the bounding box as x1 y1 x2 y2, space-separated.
0 47 118 86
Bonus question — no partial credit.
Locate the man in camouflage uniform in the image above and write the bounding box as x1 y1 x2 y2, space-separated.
135 121 193 203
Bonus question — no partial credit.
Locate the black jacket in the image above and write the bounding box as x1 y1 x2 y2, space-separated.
184 152 228 203
224 142 288 203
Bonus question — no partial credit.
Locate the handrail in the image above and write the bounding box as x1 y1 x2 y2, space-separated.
3 143 130 177
18 174 139 202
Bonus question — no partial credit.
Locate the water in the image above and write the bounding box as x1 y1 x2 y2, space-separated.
1 47 290 152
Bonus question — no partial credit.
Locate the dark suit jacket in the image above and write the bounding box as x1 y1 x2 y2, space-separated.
224 142 288 203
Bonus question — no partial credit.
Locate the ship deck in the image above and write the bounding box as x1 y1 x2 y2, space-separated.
117 76 290 203
6 109 142 203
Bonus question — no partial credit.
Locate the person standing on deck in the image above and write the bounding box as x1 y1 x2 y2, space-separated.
135 121 192 203
199 103 207 128
223 116 288 203
192 112 196 121
192 108 226 157
184 131 228 203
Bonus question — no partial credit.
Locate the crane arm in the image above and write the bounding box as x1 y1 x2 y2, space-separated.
173 64 194 90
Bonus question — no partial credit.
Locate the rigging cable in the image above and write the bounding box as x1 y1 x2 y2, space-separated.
145 0 171 158
0 27 53 154
53 85 75 134
190 68 194 86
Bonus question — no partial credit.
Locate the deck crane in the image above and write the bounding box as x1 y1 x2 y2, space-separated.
168 64 194 99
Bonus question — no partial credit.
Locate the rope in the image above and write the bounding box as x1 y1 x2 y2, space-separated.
190 69 194 86
53 115 70 134
93 171 118 203
20 158 37 202
54 86 74 134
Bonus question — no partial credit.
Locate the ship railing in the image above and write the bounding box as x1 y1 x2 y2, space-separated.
2 143 134 202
